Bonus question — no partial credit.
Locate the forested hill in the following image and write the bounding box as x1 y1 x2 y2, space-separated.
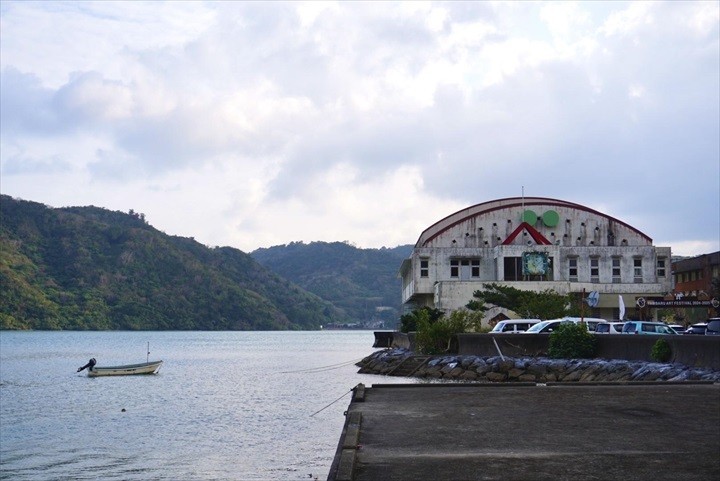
0 195 348 330
251 242 413 327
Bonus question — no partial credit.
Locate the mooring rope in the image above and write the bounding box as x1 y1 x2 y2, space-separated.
280 357 364 374
309 389 353 417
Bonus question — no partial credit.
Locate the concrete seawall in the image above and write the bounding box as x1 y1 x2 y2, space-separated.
375 331 720 369
337 333 720 481
358 348 720 382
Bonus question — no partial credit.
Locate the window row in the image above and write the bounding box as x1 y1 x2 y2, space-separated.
419 256 667 283
569 257 658 283
674 269 704 284
419 258 482 279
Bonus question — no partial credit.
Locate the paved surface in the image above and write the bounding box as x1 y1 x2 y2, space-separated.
327 382 720 481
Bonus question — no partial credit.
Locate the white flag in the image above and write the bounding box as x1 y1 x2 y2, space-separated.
618 295 626 320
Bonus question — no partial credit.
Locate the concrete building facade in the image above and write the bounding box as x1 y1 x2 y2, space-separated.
399 197 673 322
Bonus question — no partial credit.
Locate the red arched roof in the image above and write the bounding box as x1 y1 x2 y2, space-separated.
416 197 652 247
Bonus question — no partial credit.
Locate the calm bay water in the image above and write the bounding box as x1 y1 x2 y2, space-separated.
0 330 412 481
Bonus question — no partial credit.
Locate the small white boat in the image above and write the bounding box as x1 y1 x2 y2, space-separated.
77 343 163 377
86 360 163 377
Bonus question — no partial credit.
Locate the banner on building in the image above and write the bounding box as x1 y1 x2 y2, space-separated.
635 297 720 308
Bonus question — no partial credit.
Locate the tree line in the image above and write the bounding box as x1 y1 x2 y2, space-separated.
0 195 347 330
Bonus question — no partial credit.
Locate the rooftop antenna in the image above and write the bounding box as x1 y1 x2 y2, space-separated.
522 185 525 213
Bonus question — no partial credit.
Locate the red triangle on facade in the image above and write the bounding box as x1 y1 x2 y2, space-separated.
501 222 552 245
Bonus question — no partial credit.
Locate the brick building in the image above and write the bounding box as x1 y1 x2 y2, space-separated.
672 251 720 297
671 252 720 324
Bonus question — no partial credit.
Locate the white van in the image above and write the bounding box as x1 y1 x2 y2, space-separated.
558 317 609 332
524 317 608 334
490 319 542 334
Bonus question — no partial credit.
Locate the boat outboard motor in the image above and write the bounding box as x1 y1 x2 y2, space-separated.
77 358 96 373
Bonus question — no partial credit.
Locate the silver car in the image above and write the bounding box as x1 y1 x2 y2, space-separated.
594 322 624 334
490 319 541 333
622 321 679 335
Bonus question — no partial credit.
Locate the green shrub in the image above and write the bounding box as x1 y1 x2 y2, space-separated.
548 322 598 359
399 307 444 333
650 338 672 363
415 309 483 355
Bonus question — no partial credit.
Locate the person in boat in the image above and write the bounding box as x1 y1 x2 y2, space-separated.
77 358 96 372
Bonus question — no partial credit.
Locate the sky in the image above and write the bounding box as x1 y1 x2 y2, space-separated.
1 1 718 256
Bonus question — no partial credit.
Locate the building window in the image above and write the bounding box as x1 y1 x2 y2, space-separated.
420 259 429 278
657 258 666 278
633 258 643 283
612 257 621 283
568 258 578 282
506 256 553 281
590 258 599 283
451 258 481 279
504 257 523 281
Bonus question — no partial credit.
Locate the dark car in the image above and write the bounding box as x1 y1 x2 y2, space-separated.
705 318 720 335
685 323 707 335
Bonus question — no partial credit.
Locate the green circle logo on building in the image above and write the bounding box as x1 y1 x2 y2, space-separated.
522 210 538 224
542 210 559 227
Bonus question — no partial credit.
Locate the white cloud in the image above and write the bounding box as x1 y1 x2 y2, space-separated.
55 72 134 121
684 1 720 37
599 1 654 38
1 1 718 257
0 1 215 88
540 2 591 41
665 240 720 259
224 164 463 251
628 84 645 99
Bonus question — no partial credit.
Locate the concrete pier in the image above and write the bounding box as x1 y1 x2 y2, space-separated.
327 382 720 481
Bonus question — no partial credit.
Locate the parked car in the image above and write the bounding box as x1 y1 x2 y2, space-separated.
523 319 570 333
668 324 685 334
705 318 720 335
522 317 601 334
685 323 708 335
490 319 541 333
622 321 679 335
595 322 624 334
556 317 608 332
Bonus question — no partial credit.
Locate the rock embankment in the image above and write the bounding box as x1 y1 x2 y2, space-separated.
357 348 720 382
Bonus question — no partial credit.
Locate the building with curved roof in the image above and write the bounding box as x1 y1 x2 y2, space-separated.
399 197 672 322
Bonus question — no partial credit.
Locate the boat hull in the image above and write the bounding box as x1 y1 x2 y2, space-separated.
87 360 163 377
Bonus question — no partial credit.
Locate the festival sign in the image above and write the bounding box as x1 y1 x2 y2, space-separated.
635 297 720 309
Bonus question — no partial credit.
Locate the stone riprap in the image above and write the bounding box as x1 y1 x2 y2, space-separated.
357 348 720 382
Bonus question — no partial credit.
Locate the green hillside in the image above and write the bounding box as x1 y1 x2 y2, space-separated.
0 195 347 330
251 241 413 327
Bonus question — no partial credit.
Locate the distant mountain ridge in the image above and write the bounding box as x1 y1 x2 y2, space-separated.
251 242 413 327
0 195 348 330
0 195 413 330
